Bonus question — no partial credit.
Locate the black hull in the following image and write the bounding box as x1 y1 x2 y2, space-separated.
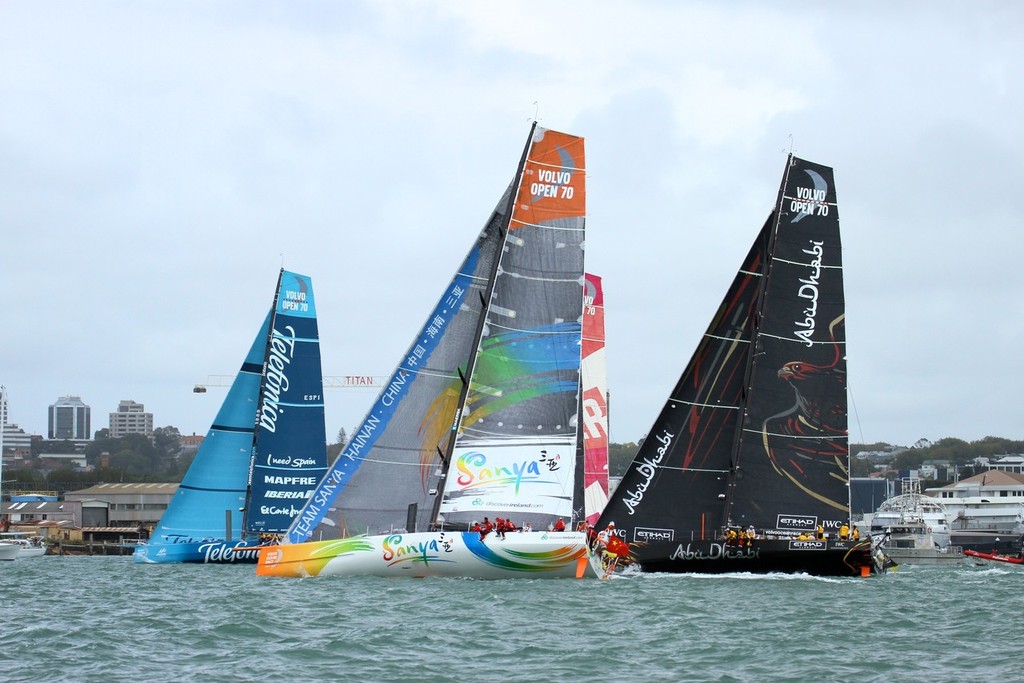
628 539 877 577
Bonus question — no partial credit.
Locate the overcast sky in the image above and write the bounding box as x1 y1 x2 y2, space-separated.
2 2 1021 448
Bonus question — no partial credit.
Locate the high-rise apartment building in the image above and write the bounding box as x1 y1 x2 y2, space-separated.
109 400 154 438
1 386 35 451
48 395 91 440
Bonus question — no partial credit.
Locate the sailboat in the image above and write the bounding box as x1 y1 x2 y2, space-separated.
134 269 329 564
594 155 880 578
257 124 597 579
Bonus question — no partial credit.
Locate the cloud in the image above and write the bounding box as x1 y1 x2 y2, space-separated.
1 1 1022 449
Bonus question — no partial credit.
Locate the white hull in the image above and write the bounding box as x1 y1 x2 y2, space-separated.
0 536 48 559
0 542 19 561
16 544 47 559
258 531 597 579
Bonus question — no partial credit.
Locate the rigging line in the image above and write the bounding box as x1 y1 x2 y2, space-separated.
704 333 752 344
487 321 579 336
638 465 730 474
742 426 847 441
491 270 582 284
508 217 585 232
528 158 585 172
758 331 847 345
342 455 443 467
456 270 494 285
405 366 463 380
771 256 842 269
667 397 741 410
848 381 866 444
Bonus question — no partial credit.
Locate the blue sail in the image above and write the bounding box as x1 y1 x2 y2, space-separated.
245 270 329 534
134 270 327 564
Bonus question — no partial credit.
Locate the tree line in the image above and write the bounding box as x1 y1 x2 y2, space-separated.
6 427 1022 496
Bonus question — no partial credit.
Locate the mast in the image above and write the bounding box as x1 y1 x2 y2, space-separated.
241 268 286 537
428 122 538 529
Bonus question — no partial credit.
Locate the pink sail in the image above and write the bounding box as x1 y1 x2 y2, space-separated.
582 273 609 525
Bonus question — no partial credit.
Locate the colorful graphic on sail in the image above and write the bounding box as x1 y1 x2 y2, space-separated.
581 273 608 525
434 127 586 531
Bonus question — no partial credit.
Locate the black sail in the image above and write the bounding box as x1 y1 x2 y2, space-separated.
597 155 869 577
728 156 848 536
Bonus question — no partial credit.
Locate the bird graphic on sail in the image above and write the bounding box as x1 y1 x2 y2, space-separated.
760 313 848 511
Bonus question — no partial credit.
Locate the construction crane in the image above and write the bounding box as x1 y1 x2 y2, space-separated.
192 375 387 393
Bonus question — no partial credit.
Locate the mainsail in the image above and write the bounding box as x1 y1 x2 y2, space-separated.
135 269 327 563
595 155 875 577
434 127 586 531
287 124 586 543
244 270 329 534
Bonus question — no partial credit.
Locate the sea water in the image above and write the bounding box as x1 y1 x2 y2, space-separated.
0 556 1019 682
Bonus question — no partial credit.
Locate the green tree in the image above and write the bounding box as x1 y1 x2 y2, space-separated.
153 426 182 459
608 441 638 477
327 427 350 460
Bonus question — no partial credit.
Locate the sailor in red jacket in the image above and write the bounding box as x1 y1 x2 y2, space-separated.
479 517 494 540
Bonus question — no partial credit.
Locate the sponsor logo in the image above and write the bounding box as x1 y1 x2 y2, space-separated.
455 452 547 494
259 325 297 433
264 548 282 566
622 429 673 516
266 455 319 469
793 240 824 347
382 533 454 567
635 527 674 543
263 475 318 486
789 541 826 551
777 515 816 531
263 490 314 499
260 505 303 517
198 542 261 563
670 542 758 561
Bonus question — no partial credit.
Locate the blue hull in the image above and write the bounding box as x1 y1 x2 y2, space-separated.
133 540 263 564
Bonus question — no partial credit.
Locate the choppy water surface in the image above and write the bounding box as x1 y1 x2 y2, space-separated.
0 557 1020 682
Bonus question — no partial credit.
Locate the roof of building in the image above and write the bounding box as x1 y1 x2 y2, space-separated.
65 483 179 496
933 469 1024 490
1 501 76 515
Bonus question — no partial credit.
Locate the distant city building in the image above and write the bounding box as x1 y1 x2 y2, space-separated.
2 423 34 451
0 384 8 427
1 386 39 454
48 395 91 441
109 400 154 438
988 454 1024 474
